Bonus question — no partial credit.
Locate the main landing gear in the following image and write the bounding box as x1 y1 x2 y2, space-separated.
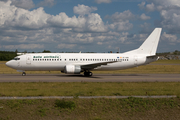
84 71 93 77
22 72 26 76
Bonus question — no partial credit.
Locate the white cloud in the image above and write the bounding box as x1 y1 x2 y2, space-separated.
107 10 134 32
118 32 129 43
159 9 180 33
140 13 151 20
48 13 107 33
138 2 145 10
147 0 180 7
73 4 97 15
37 0 55 7
146 3 155 12
139 0 180 12
97 42 103 45
139 0 180 34
161 32 178 42
138 2 155 12
3 44 44 49
0 1 110 52
109 21 133 32
11 0 35 9
85 13 107 32
0 1 50 30
57 44 76 49
94 0 112 4
110 10 135 22
140 22 153 33
0 1 107 33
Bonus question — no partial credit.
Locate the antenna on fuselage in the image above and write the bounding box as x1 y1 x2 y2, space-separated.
117 47 120 53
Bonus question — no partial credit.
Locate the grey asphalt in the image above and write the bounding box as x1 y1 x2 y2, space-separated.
0 74 180 82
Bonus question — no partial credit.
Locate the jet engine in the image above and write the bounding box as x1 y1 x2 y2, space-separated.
64 65 81 74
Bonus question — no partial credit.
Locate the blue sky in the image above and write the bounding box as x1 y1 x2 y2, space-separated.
0 0 180 53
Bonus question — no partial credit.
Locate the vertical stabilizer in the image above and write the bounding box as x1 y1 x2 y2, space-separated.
124 28 162 55
138 28 162 55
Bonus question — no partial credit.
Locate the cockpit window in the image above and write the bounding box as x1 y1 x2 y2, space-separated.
13 57 20 60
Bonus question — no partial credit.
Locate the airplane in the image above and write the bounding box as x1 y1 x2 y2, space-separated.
6 28 162 77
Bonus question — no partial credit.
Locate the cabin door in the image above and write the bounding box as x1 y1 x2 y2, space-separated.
26 55 31 65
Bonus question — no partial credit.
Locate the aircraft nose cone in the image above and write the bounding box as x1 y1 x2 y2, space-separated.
5 61 15 68
5 61 10 67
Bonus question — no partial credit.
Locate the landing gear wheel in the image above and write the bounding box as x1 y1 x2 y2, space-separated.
88 72 93 76
84 72 93 77
22 72 26 76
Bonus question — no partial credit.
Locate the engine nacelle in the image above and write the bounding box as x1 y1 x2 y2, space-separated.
64 65 81 74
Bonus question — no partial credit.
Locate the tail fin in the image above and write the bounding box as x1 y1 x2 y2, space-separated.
124 28 162 56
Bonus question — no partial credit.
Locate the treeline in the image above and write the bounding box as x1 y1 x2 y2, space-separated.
0 51 17 61
157 50 180 56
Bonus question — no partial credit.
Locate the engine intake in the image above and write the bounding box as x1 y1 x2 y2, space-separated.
64 65 81 74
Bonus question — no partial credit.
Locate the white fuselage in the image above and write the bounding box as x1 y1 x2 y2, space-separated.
6 53 156 72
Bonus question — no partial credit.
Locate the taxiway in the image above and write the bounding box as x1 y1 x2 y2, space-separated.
0 74 179 82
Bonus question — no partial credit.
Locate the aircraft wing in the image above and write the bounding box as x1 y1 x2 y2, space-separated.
81 61 117 70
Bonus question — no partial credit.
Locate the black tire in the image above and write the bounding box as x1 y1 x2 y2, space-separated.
84 72 93 77
22 72 26 76
88 72 93 76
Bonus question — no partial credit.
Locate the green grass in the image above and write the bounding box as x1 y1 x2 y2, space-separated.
0 82 180 97
1 60 180 119
1 98 180 120
154 60 180 64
